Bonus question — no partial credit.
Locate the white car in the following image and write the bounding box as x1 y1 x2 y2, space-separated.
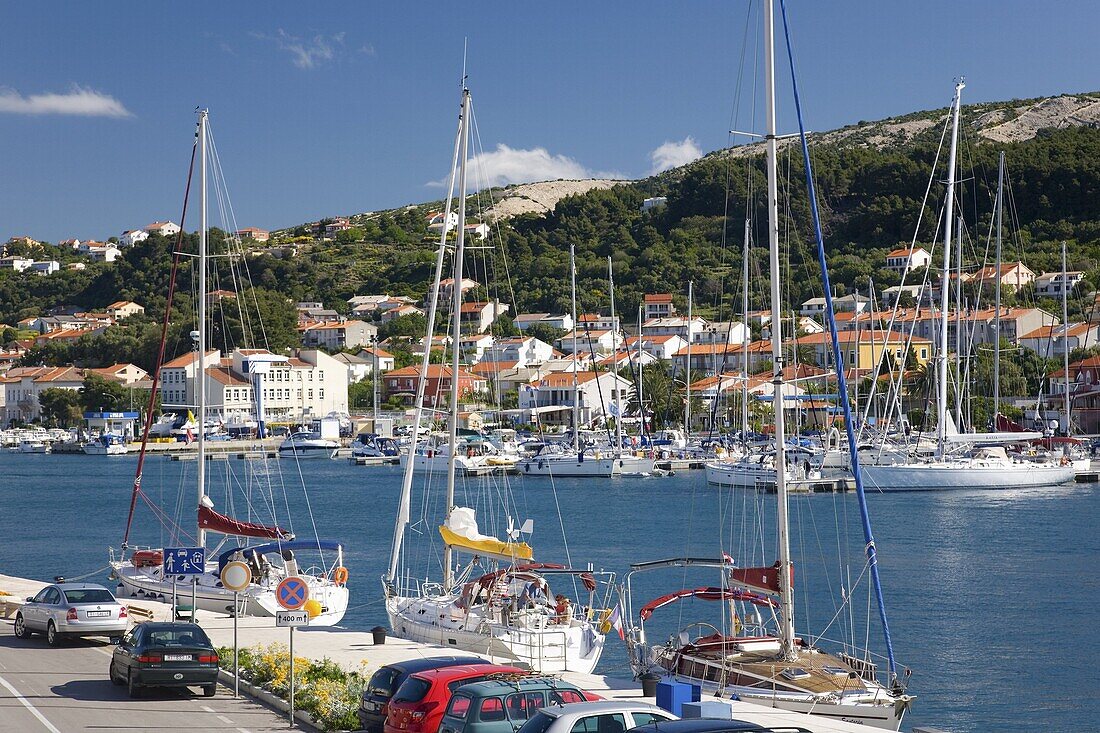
517 701 677 733
13 583 129 646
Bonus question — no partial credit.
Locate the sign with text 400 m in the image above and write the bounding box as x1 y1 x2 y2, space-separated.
276 610 310 627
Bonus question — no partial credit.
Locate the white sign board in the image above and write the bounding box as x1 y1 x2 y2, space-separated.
276 610 310 628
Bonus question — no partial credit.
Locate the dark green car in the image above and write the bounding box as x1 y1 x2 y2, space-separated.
438 677 595 733
109 622 220 698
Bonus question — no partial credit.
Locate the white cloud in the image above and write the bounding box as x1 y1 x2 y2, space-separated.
648 136 703 174
429 143 623 189
253 29 346 69
0 85 131 117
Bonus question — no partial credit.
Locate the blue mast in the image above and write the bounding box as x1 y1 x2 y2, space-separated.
777 0 900 686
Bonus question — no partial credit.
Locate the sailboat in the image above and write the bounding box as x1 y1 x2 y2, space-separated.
383 85 616 673
109 110 349 625
624 3 911 727
859 82 1075 491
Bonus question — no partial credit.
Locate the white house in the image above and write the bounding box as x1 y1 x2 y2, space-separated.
513 312 575 333
356 346 396 373
518 370 633 427
483 336 556 367
459 333 496 364
576 313 620 332
459 301 509 334
300 320 377 350
1035 271 1086 298
624 334 688 361
29 260 60 276
331 349 393 384
693 321 749 345
3 366 85 423
144 221 181 237
643 293 676 321
427 211 460 233
120 230 150 247
641 197 667 211
555 329 620 355
86 245 122 263
1018 322 1100 358
885 247 932 274
106 301 145 320
0 256 33 273
642 316 706 343
800 293 870 318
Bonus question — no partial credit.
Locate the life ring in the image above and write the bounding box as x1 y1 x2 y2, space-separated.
333 566 349 585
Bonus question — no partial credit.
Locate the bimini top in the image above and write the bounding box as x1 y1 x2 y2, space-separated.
217 540 344 572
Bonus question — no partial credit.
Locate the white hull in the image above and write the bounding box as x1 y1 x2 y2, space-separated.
84 443 129 455
112 561 348 626
861 461 1076 491
400 452 489 475
19 442 49 454
278 446 336 459
518 453 620 477
385 594 604 674
705 460 777 488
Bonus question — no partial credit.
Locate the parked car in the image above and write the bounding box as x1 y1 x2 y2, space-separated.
630 719 813 733
516 701 676 733
360 656 487 733
437 676 601 733
108 622 220 698
383 664 527 733
13 583 128 646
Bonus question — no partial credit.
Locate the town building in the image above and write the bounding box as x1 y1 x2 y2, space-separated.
0 256 33 272
299 320 377 350
482 336 556 367
383 364 487 407
237 227 270 242
641 196 667 211
86 245 122 262
800 293 870 318
796 330 932 370
144 221 182 237
643 293 676 321
966 261 1035 291
518 370 632 428
555 328 620 355
512 312 575 333
885 247 933 274
120 229 149 247
29 260 59 276
459 301 509 333
1034 271 1086 297
106 301 145 320
1018 322 1100 359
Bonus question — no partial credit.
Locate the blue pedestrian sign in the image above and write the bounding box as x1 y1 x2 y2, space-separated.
276 576 309 610
164 547 206 575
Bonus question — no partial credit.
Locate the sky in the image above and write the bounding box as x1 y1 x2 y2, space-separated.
2 1 1098 243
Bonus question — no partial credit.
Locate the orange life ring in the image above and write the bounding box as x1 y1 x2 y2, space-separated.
333 566 349 585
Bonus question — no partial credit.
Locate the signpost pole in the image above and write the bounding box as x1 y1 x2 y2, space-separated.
171 578 177 620
233 591 239 697
289 625 295 726
191 577 197 622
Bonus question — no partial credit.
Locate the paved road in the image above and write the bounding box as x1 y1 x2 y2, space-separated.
0 617 300 732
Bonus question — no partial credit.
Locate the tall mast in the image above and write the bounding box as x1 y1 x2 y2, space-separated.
993 152 1004 418
954 214 963 429
443 88 471 592
741 219 751 446
197 108 208 548
764 0 796 659
684 281 693 434
571 244 579 453
609 257 622 451
1062 241 1071 435
937 81 964 458
386 89 466 588
637 304 644 437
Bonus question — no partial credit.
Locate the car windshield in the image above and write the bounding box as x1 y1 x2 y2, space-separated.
392 676 432 704
145 627 212 647
516 710 556 733
367 668 402 697
63 589 115 604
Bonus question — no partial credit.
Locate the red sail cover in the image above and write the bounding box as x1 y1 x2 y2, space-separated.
198 505 292 540
728 561 791 595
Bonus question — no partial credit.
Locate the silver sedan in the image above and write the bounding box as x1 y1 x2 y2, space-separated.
14 583 130 645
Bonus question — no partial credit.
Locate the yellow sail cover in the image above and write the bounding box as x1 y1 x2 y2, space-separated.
438 525 533 561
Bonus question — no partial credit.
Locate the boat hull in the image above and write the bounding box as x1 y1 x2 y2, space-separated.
861 461 1076 491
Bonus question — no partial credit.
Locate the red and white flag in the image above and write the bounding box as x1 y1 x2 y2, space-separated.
608 603 625 639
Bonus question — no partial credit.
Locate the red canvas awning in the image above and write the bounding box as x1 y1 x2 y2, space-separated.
198 505 293 540
639 586 777 621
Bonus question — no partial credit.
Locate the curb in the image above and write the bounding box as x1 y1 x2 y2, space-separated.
218 668 325 732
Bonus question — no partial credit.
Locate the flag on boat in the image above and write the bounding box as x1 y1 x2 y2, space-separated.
608 602 624 639
185 410 196 444
607 402 621 418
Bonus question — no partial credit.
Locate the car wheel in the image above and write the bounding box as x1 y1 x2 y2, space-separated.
13 614 29 639
109 661 125 686
203 684 217 697
128 671 141 698
46 621 61 647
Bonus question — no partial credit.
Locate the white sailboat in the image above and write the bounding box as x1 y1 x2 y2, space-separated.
383 85 616 673
859 83 1075 491
625 3 910 727
110 110 349 625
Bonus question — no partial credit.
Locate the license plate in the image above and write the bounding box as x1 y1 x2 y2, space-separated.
366 702 380 711
164 654 192 661
86 610 111 618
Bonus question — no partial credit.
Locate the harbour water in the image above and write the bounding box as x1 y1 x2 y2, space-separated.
0 451 1095 732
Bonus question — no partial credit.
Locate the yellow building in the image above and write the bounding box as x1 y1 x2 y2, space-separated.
795 331 931 371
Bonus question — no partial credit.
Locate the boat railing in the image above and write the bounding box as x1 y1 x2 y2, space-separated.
507 625 568 672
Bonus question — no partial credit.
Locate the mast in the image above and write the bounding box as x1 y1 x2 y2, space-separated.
386 88 466 588
609 257 622 451
937 81 964 458
684 280 693 434
994 152 1004 418
954 214 963 429
197 108 208 548
764 0 796 660
570 244 579 453
741 219 750 447
1062 241 1071 435
637 304 644 437
443 88 471 592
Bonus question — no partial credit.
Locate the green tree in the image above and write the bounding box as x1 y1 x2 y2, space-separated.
79 373 127 413
39 388 82 427
524 323 567 346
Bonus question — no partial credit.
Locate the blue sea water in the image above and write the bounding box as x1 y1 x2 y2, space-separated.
0 451 1096 732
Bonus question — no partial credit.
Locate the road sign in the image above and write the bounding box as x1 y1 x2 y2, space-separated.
164 547 205 575
220 561 252 592
276 610 310 627
276 576 309 610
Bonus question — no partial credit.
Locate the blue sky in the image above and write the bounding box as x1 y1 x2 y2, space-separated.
2 1 1097 242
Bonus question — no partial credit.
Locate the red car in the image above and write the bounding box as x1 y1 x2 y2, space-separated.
384 664 527 733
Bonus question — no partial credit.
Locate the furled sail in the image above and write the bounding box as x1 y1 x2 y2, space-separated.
728 561 789 595
438 507 533 562
198 505 293 540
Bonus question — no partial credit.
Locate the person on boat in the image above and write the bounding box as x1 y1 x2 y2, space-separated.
554 594 571 624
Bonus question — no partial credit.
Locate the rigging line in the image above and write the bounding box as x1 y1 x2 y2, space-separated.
778 0 899 683
123 125 198 549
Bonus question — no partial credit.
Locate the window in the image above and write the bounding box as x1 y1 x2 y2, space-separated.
549 690 585 704
506 692 545 720
445 694 473 721
63 588 115 604
392 676 431 704
630 713 672 727
479 697 506 722
145 626 212 647
570 713 627 733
